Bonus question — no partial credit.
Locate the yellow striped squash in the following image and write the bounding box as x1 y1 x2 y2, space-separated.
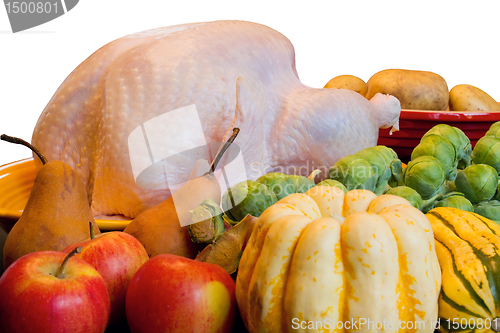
427 207 500 333
236 186 441 333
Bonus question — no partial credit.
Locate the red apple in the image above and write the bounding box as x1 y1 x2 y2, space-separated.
126 254 237 333
0 248 110 333
63 224 149 325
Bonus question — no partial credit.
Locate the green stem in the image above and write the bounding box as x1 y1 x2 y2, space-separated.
441 179 456 195
56 246 82 279
422 179 457 213
421 193 443 213
1 134 48 165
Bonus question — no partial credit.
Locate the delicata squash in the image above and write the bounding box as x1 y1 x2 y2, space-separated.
236 186 441 333
427 207 500 333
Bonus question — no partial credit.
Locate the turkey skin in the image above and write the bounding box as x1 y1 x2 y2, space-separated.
32 20 400 219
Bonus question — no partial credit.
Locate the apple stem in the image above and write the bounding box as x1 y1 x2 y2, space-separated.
56 246 82 279
89 221 96 240
1 134 48 165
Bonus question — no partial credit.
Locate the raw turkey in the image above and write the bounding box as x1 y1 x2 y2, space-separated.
32 20 400 219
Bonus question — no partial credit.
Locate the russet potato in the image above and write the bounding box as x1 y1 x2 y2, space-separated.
365 69 449 110
324 75 367 96
449 84 499 111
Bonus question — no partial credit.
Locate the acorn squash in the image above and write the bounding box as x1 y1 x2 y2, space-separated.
236 186 441 333
427 207 500 332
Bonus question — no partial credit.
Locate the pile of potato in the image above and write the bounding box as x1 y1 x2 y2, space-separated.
324 69 499 112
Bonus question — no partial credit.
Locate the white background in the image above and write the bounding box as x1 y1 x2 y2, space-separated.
0 0 499 166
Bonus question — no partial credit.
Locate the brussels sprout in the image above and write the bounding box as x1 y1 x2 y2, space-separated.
257 172 296 200
474 200 500 222
471 136 500 174
189 199 225 243
316 179 348 194
455 164 499 204
287 175 315 193
403 156 446 200
222 180 277 222
411 134 458 180
422 124 472 169
329 154 377 192
429 192 474 213
384 186 423 210
485 121 500 138
356 146 403 194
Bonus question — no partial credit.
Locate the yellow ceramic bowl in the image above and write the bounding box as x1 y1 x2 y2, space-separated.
0 158 132 232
